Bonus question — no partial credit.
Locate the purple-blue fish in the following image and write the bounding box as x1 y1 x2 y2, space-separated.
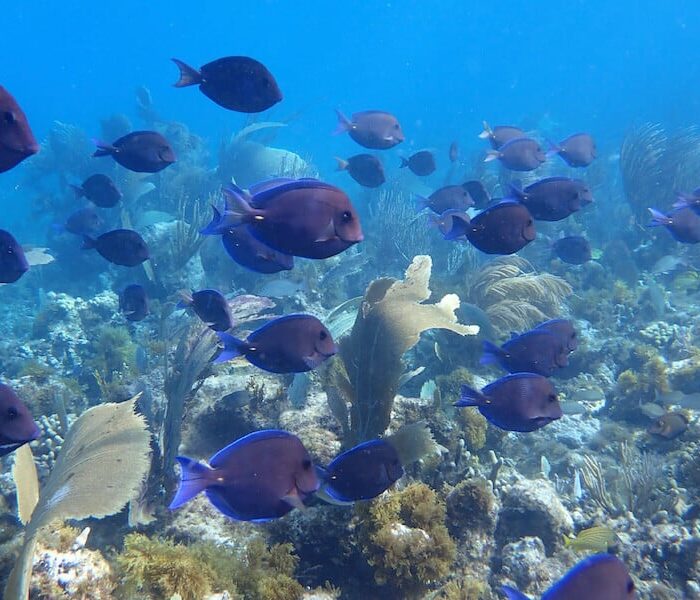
215 314 337 373
436 200 536 255
479 122 525 149
172 56 282 113
549 133 597 168
0 383 40 457
485 137 546 171
61 207 103 236
334 110 404 150
418 185 474 214
552 235 592 264
502 553 635 600
82 229 150 267
221 226 294 274
0 86 38 174
318 439 404 503
336 154 385 188
178 289 233 331
0 230 29 283
481 330 569 377
201 178 363 259
94 131 176 173
71 174 122 208
648 206 700 243
455 373 562 432
400 150 436 176
509 177 593 221
534 319 578 352
462 180 490 209
170 429 319 522
119 284 149 322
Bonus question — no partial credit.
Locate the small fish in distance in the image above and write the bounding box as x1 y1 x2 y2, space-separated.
82 229 150 267
485 137 546 171
417 185 474 214
120 284 149 322
59 207 103 236
335 154 385 188
93 131 176 173
553 235 592 264
170 429 319 522
478 121 525 149
449 141 459 162
0 86 39 173
0 230 29 283
648 206 700 243
533 319 578 352
509 177 593 221
334 109 404 149
549 133 597 167
501 553 635 600
215 314 337 373
481 330 569 377
221 226 294 274
70 174 122 208
171 56 282 113
178 289 233 332
455 373 562 432
400 150 436 176
201 178 363 259
0 383 41 457
647 412 689 440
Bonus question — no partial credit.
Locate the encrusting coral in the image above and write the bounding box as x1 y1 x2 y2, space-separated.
325 255 478 445
355 482 456 599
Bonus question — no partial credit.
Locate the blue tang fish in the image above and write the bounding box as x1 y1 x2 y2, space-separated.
481 330 569 377
648 206 700 243
170 429 319 522
455 373 562 432
221 225 294 274
502 553 635 599
178 289 233 332
93 131 176 173
215 314 337 373
509 177 593 221
484 137 546 171
0 384 41 457
479 121 525 149
82 228 150 267
548 132 597 168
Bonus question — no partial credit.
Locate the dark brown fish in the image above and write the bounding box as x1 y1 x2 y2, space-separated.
94 131 176 173
461 200 536 254
335 154 385 188
82 229 150 267
0 229 29 283
0 86 38 173
479 121 525 149
334 110 404 149
462 180 490 208
400 150 436 176
120 284 149 322
550 133 596 167
648 412 689 439
172 56 283 113
418 185 473 214
485 137 546 171
0 383 40 457
553 236 592 264
71 174 122 208
648 207 700 244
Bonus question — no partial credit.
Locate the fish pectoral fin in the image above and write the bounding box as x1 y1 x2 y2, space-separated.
314 221 337 243
282 489 306 511
302 353 322 369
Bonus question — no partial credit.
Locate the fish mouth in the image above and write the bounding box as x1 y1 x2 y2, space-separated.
0 139 39 158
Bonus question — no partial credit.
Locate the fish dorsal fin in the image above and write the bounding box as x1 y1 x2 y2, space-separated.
501 586 530 600
209 429 294 468
250 178 337 208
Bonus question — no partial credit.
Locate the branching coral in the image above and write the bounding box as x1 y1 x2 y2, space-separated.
325 255 478 444
468 257 572 334
356 483 456 598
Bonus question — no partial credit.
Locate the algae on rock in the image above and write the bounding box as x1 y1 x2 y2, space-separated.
326 255 478 445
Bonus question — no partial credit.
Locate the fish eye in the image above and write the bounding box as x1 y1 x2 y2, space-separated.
527 218 534 226
302 458 312 470
341 211 353 222
3 111 16 125
6 406 18 419
319 330 328 340
548 394 557 403
394 123 400 129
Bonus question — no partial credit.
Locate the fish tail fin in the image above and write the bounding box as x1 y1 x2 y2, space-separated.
69 184 85 198
214 332 248 363
92 139 115 157
333 109 352 135
176 289 193 309
399 156 409 168
334 157 348 171
81 235 96 250
171 58 202 87
546 138 562 158
484 150 500 163
478 120 492 139
169 456 212 509
199 205 225 235
648 208 671 227
480 340 504 366
386 421 435 466
501 586 530 600
454 384 489 408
